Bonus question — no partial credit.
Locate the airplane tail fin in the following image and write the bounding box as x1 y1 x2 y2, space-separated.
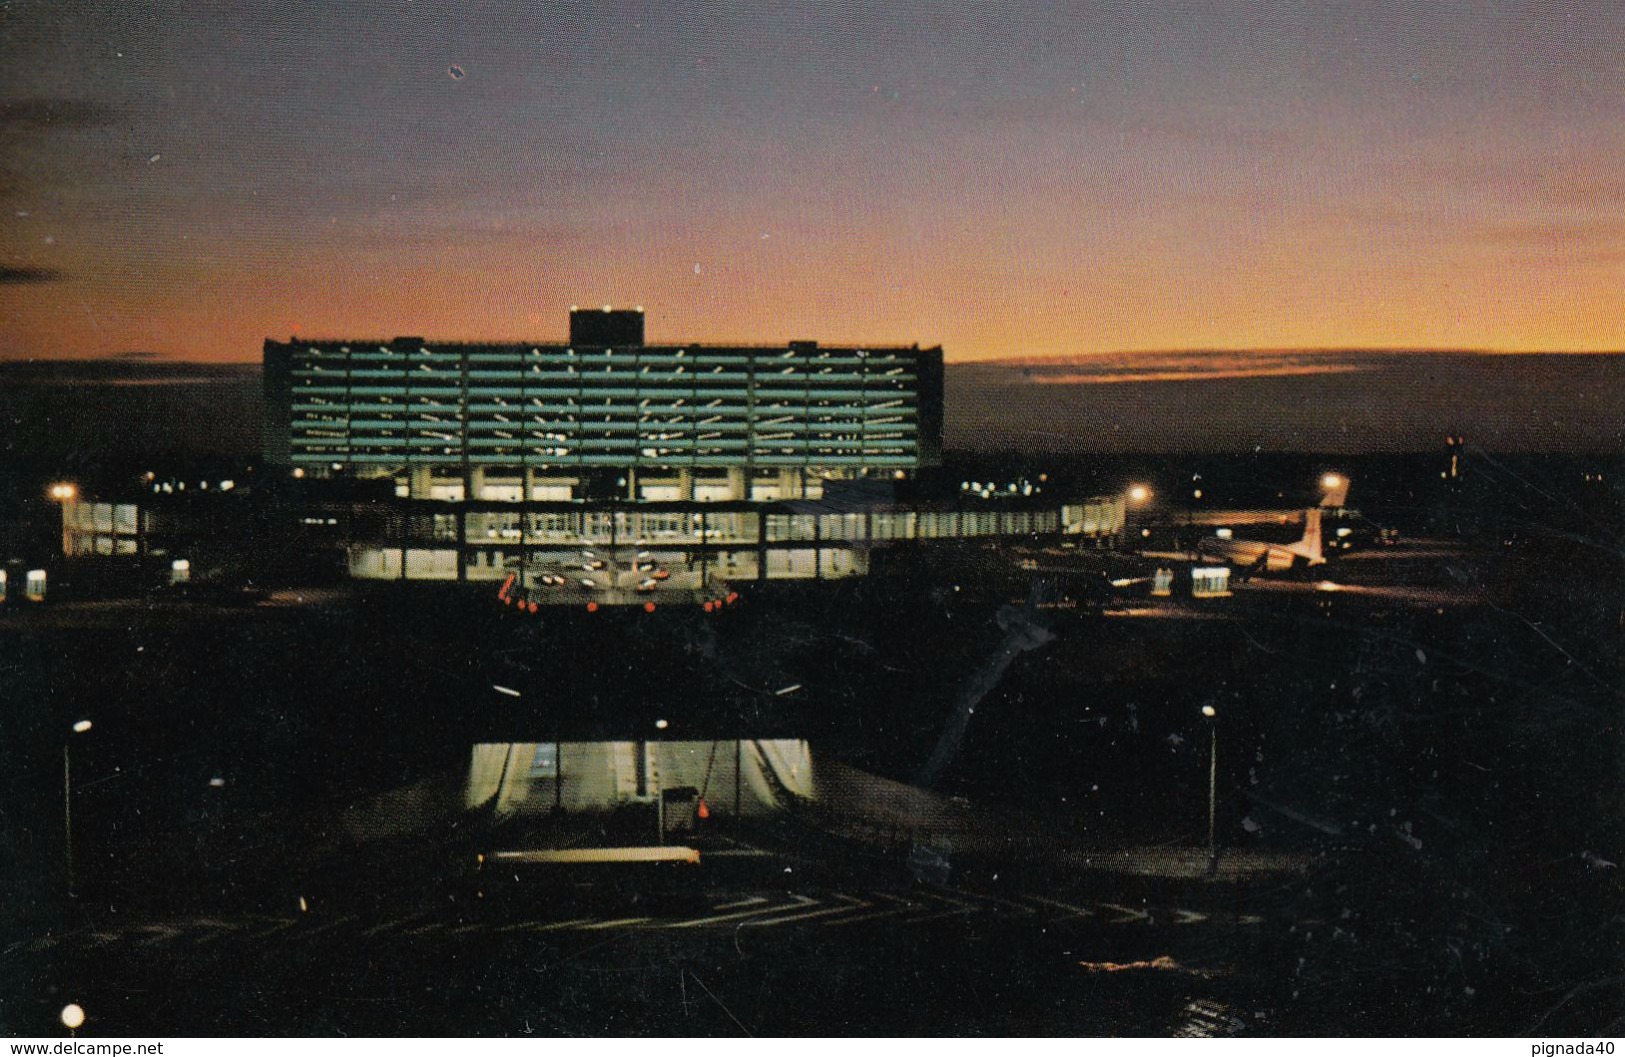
1299 507 1325 565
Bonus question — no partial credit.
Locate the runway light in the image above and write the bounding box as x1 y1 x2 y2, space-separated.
60 1004 85 1030
1316 581 1342 592
1321 473 1344 490
72 720 93 734
1128 484 1151 503
47 482 77 501
586 602 599 613
655 719 669 730
644 601 656 613
1201 705 1217 718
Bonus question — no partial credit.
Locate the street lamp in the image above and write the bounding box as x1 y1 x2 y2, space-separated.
65 720 93 897
1200 704 1218 877
653 720 669 845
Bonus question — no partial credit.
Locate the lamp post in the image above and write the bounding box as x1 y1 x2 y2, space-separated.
48 482 77 559
1200 704 1218 877
1126 484 1151 546
65 719 92 898
654 719 669 845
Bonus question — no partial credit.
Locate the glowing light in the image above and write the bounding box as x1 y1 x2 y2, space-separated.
644 601 656 613
47 482 77 501
1321 473 1344 490
60 1005 85 1030
1128 484 1151 503
492 684 521 698
1201 705 1217 718
655 719 669 730
72 720 93 734
1316 580 1343 592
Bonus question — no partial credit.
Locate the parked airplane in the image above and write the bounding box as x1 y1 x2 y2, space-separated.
1146 473 1352 578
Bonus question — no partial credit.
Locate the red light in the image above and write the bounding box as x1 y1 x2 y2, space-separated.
644 602 656 613
527 601 539 614
703 601 714 612
726 592 739 604
586 602 598 613
697 798 710 820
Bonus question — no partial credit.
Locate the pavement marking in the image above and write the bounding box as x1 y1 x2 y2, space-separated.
520 917 599 933
579 916 653 931
362 914 427 938
1098 902 1152 925
712 895 771 910
744 893 871 927
818 890 920 928
663 896 814 929
1024 895 1098 921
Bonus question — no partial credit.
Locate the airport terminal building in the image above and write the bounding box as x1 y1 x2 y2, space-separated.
53 309 1126 605
263 308 944 505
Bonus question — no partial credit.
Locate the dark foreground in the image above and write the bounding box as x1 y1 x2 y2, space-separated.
3 520 1623 1036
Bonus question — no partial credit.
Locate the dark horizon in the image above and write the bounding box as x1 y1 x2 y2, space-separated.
4 348 1622 461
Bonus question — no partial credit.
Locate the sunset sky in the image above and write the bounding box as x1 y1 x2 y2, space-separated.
2 1 1623 366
